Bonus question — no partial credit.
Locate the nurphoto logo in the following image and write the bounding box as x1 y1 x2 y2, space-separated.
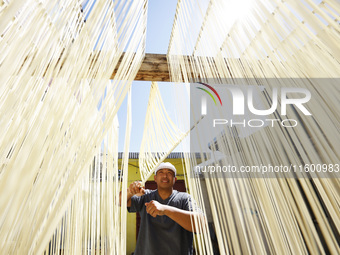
196 83 312 128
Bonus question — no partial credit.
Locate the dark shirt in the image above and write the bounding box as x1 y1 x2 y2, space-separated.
128 189 194 255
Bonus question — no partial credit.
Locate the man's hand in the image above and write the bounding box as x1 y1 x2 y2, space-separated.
122 181 145 207
145 200 207 232
145 200 166 217
128 181 145 197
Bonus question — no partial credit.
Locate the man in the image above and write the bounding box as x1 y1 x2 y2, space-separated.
125 162 202 255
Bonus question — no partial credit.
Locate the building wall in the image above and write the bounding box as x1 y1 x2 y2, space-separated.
124 158 186 255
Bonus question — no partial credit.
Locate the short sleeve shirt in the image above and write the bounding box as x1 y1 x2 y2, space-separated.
128 189 194 255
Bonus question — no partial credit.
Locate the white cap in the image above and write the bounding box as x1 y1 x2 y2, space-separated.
154 162 177 176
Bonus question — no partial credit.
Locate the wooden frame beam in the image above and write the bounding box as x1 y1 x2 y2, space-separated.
110 53 236 82
110 53 171 82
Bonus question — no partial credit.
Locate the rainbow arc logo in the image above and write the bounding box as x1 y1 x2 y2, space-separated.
196 82 222 106
196 82 222 115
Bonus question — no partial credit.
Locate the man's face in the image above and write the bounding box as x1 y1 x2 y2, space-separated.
154 168 176 189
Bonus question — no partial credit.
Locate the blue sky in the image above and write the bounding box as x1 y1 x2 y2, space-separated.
117 0 178 152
